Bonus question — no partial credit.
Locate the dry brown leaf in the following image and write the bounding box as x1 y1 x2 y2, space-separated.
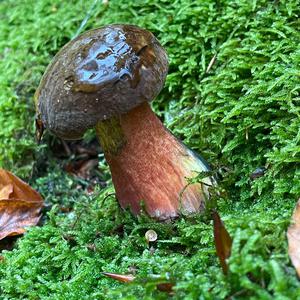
156 282 174 293
102 272 135 283
287 199 300 277
64 159 99 179
0 184 14 200
102 272 174 293
0 200 42 240
0 169 42 202
213 210 232 275
0 168 43 240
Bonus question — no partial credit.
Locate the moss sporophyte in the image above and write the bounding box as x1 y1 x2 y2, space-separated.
35 24 215 220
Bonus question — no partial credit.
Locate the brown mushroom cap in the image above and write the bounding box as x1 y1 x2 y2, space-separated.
35 24 168 140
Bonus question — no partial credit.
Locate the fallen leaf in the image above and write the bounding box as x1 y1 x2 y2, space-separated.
0 169 43 240
212 210 232 275
102 272 174 293
0 169 42 202
156 282 174 293
0 200 42 240
0 184 13 200
287 199 300 277
64 158 99 179
102 272 135 283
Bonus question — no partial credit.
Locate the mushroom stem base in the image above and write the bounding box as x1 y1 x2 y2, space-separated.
97 102 214 220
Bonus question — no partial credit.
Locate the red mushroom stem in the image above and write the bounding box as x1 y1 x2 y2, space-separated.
95 102 213 220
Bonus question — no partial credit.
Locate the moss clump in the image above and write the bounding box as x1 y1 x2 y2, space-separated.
0 0 300 299
0 179 299 299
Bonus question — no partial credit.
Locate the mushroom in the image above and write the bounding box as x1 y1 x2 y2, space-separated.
35 24 215 220
145 229 158 245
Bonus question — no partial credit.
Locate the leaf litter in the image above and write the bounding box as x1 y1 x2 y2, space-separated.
287 199 300 277
0 169 43 240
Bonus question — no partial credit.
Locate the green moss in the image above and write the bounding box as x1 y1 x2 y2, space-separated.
0 0 300 299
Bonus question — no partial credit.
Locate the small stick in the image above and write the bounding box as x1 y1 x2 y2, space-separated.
206 54 217 73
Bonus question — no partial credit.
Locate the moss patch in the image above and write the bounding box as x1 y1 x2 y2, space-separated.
0 0 300 299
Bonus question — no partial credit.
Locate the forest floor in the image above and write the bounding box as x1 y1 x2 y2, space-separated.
0 0 300 299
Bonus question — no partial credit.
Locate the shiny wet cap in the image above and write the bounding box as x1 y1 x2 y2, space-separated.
35 24 168 139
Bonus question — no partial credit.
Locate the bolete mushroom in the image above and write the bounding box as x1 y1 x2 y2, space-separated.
35 24 215 220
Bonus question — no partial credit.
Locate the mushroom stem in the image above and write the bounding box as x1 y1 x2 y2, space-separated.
95 102 213 220
95 117 126 156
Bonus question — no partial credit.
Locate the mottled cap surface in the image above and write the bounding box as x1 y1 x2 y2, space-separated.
36 24 169 139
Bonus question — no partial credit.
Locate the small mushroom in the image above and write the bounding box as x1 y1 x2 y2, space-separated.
35 24 215 220
145 229 158 245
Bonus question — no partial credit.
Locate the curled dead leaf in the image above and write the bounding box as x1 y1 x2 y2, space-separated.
287 199 300 277
0 169 44 240
212 210 232 275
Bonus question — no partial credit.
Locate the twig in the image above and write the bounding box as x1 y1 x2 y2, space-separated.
73 0 100 38
205 54 217 73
